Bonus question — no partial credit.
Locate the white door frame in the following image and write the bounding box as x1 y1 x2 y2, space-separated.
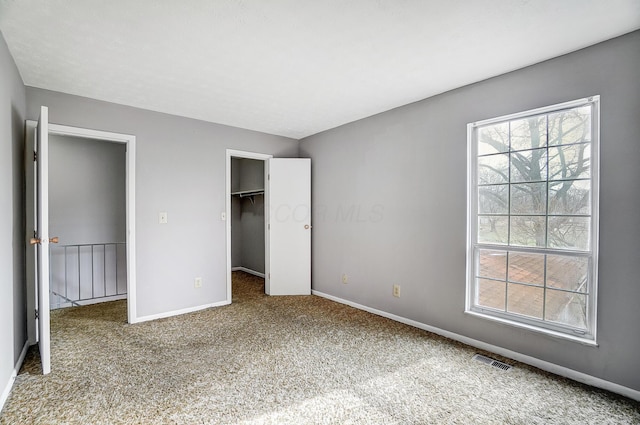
225 149 272 303
25 120 137 336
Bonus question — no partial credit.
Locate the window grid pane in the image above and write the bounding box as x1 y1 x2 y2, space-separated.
476 107 592 252
477 278 506 311
507 282 544 319
475 247 591 330
471 101 596 337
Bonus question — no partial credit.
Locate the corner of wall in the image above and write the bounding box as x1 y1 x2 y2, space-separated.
0 28 28 414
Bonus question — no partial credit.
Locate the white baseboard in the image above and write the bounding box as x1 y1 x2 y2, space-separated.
231 267 265 278
0 340 30 412
312 290 640 402
132 300 230 324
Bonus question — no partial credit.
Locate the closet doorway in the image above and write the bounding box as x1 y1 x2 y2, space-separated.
225 149 312 301
226 150 271 299
230 157 266 279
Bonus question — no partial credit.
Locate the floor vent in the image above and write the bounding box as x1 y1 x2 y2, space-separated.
472 354 513 371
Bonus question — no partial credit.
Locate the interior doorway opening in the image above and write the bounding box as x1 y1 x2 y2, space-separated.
48 134 127 309
25 118 137 353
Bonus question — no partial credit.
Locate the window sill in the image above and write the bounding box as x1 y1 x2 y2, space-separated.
465 310 598 347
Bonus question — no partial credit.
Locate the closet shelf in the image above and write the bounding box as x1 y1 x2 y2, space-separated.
232 189 264 204
232 189 264 198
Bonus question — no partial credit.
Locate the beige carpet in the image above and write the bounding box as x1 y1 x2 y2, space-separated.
1 271 638 424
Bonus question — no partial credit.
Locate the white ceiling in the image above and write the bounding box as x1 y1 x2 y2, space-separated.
1 1 639 139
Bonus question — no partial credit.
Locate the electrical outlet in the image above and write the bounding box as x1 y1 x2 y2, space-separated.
393 284 401 298
194 277 202 288
159 212 168 224
342 274 348 284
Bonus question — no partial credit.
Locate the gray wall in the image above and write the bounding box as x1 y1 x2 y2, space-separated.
0 30 26 400
299 31 640 391
26 88 298 318
49 135 126 245
231 158 265 274
239 197 265 273
231 196 243 268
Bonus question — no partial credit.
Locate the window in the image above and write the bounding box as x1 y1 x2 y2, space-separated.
466 97 599 343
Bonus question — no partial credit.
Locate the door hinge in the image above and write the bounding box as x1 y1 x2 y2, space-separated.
33 151 37 162
268 223 270 230
268 174 270 181
268 273 270 279
35 309 39 320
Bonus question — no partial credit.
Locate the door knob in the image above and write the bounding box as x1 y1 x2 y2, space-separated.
29 237 59 245
304 225 311 230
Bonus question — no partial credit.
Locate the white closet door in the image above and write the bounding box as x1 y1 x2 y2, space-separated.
266 158 311 295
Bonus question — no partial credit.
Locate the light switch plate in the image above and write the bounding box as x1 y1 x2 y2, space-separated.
159 212 168 224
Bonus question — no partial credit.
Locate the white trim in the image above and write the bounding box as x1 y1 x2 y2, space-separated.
41 122 137 325
590 96 601 344
465 96 600 342
231 267 266 278
45 124 133 144
225 149 272 304
464 310 597 346
465 122 475 313
125 137 137 325
133 301 229 323
312 290 639 402
0 340 29 412
469 96 597 127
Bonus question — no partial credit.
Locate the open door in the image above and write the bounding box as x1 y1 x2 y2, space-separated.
33 106 52 374
266 158 311 295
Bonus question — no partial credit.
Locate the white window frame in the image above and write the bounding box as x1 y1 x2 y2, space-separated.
465 96 600 344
